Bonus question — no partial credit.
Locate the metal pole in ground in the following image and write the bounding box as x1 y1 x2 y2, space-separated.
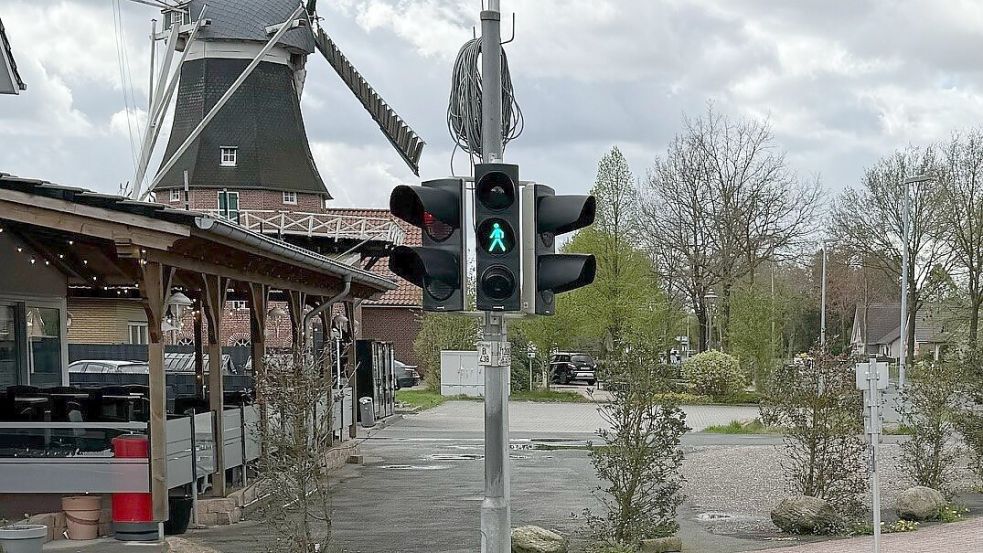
869 356 882 553
480 2 509 551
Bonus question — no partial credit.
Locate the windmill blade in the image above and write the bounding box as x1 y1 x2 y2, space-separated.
313 27 425 176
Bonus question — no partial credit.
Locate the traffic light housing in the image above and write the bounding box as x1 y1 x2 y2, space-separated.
474 163 521 311
521 184 597 315
389 178 466 311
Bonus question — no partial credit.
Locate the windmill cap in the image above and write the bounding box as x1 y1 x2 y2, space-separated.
181 0 315 54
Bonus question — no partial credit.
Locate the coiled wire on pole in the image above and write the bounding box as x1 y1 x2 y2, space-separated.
447 38 523 164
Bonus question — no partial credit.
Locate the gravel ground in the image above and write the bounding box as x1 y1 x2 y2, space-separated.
682 440 979 538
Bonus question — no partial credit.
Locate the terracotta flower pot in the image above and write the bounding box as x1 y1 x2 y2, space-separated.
62 495 103 540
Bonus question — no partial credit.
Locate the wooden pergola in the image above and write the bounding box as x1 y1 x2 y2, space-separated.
0 174 395 520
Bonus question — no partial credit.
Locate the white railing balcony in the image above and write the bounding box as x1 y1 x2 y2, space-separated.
204 209 404 245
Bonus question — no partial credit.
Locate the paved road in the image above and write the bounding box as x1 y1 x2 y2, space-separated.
737 518 982 553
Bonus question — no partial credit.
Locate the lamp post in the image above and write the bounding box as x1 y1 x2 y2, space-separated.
820 243 827 349
704 291 718 351
899 173 935 387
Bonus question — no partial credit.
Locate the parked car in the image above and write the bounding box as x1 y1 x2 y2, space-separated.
393 360 421 389
67 360 149 374
549 352 597 385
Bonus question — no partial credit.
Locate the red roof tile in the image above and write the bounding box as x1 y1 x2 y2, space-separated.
325 208 422 308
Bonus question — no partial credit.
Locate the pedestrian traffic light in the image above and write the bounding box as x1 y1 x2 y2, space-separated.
389 178 466 311
521 184 597 315
474 163 521 311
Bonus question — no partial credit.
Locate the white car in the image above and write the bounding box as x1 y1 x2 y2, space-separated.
67 360 149 374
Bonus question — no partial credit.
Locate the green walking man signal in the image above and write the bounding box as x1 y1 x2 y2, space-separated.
489 222 507 253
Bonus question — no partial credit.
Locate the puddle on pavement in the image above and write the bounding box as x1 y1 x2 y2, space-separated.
697 512 736 522
428 453 483 461
380 464 450 471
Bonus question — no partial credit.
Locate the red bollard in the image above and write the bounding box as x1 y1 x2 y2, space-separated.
111 434 158 541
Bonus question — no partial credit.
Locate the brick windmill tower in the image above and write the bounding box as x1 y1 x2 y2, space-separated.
130 0 425 351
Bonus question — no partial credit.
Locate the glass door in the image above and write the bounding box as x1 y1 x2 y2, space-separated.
0 304 18 388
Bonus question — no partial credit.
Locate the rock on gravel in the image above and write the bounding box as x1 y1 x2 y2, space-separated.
896 486 946 521
511 525 568 553
770 496 843 535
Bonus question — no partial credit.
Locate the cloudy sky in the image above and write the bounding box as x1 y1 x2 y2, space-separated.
2 0 982 208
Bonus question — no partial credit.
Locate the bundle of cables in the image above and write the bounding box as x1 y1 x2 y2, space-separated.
447 38 524 163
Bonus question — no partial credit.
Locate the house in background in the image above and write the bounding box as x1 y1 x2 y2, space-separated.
851 303 961 360
0 16 27 95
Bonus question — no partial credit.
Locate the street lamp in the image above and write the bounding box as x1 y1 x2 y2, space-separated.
820 243 827 349
704 291 718 351
899 172 935 387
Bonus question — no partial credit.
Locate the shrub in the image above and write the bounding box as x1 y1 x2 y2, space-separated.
586 352 688 549
681 351 744 398
897 360 963 496
761 351 867 516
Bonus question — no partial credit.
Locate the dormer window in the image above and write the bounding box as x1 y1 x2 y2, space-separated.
169 189 181 203
220 147 238 167
283 191 297 205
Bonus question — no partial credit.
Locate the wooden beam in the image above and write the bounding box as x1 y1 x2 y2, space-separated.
145 249 346 299
0 188 189 237
200 273 229 497
247 283 269 459
138 261 173 523
0 199 183 251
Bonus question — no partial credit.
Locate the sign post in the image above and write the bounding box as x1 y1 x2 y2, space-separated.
856 356 887 553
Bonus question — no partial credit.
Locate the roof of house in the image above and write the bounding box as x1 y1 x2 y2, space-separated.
325 208 422 308
152 58 328 196
183 0 315 54
853 303 958 345
0 173 394 296
0 17 26 94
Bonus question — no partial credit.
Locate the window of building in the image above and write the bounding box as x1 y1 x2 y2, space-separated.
228 300 247 311
218 191 240 224
283 191 297 205
128 322 149 345
323 197 331 209
170 189 181 203
28 307 62 387
0 305 18 388
220 147 238 167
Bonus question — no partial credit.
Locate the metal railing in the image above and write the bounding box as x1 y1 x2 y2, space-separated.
203 209 404 244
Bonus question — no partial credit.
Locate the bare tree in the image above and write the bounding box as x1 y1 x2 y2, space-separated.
938 130 983 344
831 146 952 365
640 106 820 351
256 352 335 553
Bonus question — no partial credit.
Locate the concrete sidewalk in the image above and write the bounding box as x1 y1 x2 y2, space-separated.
739 519 982 553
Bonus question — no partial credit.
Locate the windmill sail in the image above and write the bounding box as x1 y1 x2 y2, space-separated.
314 27 425 176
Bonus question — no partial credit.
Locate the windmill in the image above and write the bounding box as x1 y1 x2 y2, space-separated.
128 0 425 202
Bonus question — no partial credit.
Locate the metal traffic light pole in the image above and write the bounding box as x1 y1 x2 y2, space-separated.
479 1 511 552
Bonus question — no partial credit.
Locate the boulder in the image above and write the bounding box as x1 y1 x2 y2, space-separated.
896 486 945 521
164 537 223 553
640 536 683 552
511 525 568 553
770 496 843 534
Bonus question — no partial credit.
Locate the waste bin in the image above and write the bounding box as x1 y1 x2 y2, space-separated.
358 397 376 427
111 435 157 541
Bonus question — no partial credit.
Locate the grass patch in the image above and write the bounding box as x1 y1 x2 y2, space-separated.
940 504 969 523
883 424 916 436
512 389 588 403
702 419 779 435
395 389 447 410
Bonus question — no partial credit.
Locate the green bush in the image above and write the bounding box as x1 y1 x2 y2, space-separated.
682 351 744 398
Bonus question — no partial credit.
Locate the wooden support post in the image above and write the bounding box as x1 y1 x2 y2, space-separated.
201 274 229 496
286 289 307 360
139 261 174 523
319 306 334 446
345 301 359 439
247 283 269 457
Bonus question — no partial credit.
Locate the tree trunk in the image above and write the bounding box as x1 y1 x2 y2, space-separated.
970 296 982 346
696 306 708 353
